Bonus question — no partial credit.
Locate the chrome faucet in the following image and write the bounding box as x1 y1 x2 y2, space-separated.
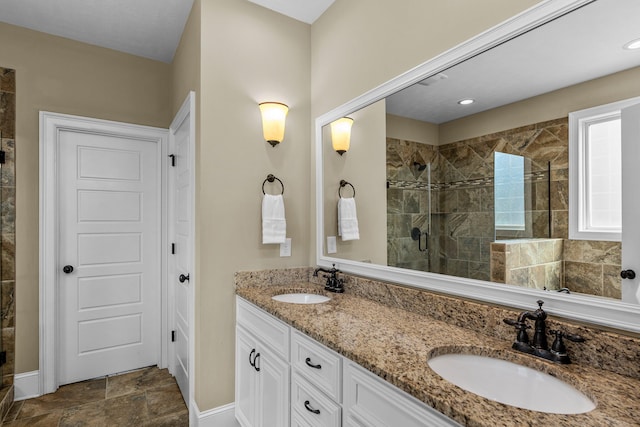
503 300 585 364
313 264 344 293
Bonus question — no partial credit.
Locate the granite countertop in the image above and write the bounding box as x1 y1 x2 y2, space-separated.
236 282 640 427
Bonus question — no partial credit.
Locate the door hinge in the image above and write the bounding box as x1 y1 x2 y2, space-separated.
0 351 6 366
168 154 176 167
171 330 176 342
171 243 175 254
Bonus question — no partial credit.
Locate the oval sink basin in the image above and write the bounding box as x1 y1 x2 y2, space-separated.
428 354 595 414
271 293 331 304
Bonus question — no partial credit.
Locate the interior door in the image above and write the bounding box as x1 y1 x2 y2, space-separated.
169 92 195 404
621 103 640 304
58 129 160 385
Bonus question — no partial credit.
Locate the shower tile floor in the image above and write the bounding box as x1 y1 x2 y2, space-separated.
2 367 188 426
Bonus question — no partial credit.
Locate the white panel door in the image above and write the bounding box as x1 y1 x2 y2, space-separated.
169 92 195 404
58 130 160 385
621 103 640 304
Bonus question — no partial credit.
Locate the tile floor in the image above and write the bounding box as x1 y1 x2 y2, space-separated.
2 367 188 426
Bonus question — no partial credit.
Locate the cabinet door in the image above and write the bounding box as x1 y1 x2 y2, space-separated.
236 327 258 427
256 344 290 427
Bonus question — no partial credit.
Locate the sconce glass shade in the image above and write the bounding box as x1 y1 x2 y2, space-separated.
330 117 354 155
259 102 289 147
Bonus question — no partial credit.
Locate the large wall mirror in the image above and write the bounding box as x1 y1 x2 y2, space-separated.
316 0 640 332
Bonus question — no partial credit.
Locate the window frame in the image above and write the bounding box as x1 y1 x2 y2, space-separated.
494 152 526 232
568 97 640 242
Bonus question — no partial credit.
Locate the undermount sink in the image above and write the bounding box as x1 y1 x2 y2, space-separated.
271 293 331 304
428 353 595 414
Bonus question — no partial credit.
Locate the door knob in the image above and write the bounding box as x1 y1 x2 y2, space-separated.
621 269 636 280
179 273 190 283
63 265 74 274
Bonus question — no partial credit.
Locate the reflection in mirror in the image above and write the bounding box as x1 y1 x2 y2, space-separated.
321 0 640 302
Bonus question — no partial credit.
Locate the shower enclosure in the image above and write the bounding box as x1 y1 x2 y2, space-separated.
387 136 551 283
0 66 16 413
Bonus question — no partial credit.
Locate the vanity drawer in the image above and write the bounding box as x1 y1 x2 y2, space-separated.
236 297 290 361
291 330 342 402
292 372 341 427
343 362 461 427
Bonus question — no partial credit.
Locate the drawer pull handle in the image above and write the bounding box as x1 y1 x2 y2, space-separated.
305 357 322 369
304 400 320 414
254 352 261 372
249 349 256 367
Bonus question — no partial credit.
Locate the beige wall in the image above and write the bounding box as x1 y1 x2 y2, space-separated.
171 0 201 115
310 0 543 118
323 101 387 264
196 0 311 409
386 114 439 145
0 22 172 375
439 66 640 144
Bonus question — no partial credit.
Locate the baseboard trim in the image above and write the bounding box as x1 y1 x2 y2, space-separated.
192 401 240 427
14 371 40 401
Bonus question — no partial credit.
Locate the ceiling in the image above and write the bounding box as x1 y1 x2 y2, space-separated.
0 0 333 63
247 0 335 24
386 0 640 124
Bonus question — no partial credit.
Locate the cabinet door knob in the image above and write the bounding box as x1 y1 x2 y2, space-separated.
621 269 636 280
305 357 322 369
179 273 190 283
304 400 320 414
63 265 74 274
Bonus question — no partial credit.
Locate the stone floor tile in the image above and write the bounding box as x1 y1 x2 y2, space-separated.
4 410 62 426
3 400 22 423
106 366 174 399
145 382 186 419
143 409 189 427
59 392 148 427
17 378 106 419
8 367 186 426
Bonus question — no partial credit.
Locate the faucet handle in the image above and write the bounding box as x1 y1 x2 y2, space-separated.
503 318 530 329
549 329 585 357
504 318 531 344
549 330 585 343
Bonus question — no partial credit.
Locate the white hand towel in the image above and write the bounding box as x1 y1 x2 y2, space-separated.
262 194 286 244
338 197 360 241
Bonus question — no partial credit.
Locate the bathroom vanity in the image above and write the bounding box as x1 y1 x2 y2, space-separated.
235 268 640 427
235 297 458 427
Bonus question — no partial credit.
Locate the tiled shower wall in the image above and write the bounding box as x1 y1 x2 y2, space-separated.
386 117 621 298
0 67 16 388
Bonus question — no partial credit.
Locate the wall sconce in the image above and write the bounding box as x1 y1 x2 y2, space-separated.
259 102 289 147
330 117 354 155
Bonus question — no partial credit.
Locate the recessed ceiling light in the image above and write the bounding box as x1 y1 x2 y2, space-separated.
624 38 640 50
458 99 475 105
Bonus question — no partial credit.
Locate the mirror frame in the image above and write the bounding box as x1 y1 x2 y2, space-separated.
315 0 640 334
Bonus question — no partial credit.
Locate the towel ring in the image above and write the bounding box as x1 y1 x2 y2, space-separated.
339 180 355 198
262 174 284 195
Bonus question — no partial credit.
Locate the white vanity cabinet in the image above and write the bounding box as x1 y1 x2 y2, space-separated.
235 297 461 427
236 298 291 427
